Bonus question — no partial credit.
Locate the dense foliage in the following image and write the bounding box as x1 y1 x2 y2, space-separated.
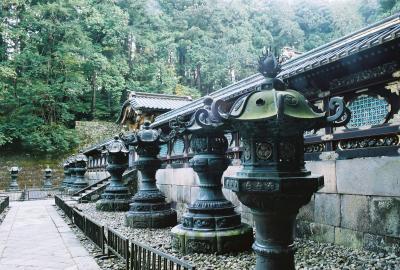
0 0 398 153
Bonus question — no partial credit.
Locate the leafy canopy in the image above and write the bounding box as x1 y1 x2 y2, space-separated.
0 0 397 153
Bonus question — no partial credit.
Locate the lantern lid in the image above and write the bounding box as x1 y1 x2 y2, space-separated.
137 121 160 142
229 89 325 122
10 166 20 172
75 152 88 162
107 136 129 154
67 155 76 164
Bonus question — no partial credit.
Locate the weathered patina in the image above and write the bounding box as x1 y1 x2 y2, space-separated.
96 136 132 211
193 51 349 269
124 121 177 228
64 156 76 189
60 160 71 190
68 152 88 194
169 103 253 254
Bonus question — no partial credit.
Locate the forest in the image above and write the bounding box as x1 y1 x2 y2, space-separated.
0 0 399 153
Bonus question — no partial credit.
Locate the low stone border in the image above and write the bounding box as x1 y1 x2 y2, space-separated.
77 203 400 270
0 206 9 226
0 197 10 226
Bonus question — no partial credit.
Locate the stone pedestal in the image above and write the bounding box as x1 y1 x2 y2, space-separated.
97 137 131 211
69 153 88 194
171 133 253 254
43 167 53 189
125 122 177 227
8 167 20 191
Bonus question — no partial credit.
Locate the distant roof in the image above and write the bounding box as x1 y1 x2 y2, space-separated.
128 92 192 111
82 138 113 155
117 92 192 124
152 13 400 128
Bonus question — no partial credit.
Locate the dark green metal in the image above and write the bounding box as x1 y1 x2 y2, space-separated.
64 155 77 189
69 153 88 194
189 51 350 269
43 167 53 189
183 50 350 270
96 136 131 211
8 166 20 191
169 105 253 254
60 161 71 190
124 121 177 228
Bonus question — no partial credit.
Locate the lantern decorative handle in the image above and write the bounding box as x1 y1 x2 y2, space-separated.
326 97 351 126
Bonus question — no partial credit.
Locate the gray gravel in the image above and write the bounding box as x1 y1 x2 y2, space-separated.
74 203 400 270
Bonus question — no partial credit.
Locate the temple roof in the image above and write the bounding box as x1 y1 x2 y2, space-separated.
82 138 113 155
126 92 192 111
152 13 400 128
117 92 192 124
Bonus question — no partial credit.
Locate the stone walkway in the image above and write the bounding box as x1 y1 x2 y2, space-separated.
0 200 100 270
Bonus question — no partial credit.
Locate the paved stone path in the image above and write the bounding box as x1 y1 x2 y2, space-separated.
0 200 100 270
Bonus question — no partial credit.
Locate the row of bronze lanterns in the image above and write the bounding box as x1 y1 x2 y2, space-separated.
167 52 349 269
60 152 89 194
95 123 178 228
61 52 350 270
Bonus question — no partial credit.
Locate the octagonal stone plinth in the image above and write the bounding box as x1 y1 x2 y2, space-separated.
171 224 253 254
125 201 176 228
95 186 132 212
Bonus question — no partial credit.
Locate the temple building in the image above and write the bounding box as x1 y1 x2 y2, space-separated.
117 91 193 131
81 92 193 188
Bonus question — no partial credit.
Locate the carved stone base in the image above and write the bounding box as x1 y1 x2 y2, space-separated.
8 180 20 191
63 180 74 189
43 182 52 189
96 198 131 211
96 186 131 211
59 184 66 191
171 223 253 254
125 204 177 228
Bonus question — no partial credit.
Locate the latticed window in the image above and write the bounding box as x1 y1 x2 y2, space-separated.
159 144 168 157
347 95 389 128
172 139 185 155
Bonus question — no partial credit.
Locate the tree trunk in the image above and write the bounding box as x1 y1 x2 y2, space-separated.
197 63 202 92
91 72 97 119
230 67 236 83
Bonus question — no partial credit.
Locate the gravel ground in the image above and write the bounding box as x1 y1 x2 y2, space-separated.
73 203 399 270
